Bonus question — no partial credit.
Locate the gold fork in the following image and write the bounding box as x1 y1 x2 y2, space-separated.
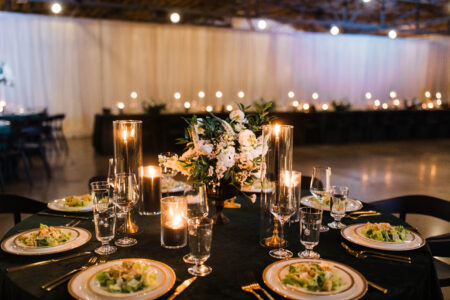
241 286 263 300
242 282 275 300
41 256 98 291
345 213 381 220
341 242 411 263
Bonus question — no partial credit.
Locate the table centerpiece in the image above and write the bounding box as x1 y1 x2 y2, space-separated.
160 102 273 224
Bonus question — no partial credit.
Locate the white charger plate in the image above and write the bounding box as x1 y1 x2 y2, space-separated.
68 258 176 300
1 227 91 255
341 223 425 251
301 195 363 212
48 198 93 212
263 258 367 300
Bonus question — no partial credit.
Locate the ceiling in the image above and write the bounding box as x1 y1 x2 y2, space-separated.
1 0 449 36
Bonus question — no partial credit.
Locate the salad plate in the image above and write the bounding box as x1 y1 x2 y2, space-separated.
300 195 363 212
263 258 367 300
341 223 425 251
69 258 176 300
1 226 91 255
161 180 186 194
48 194 93 212
241 180 273 193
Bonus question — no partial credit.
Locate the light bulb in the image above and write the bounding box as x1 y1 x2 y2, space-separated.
312 92 319 100
389 91 397 99
206 105 213 112
436 92 442 99
51 2 62 14
257 19 267 30
130 91 138 99
170 12 181 24
365 92 372 100
382 103 388 109
184 101 191 109
425 91 431 98
238 91 245 98
374 99 380 106
302 103 310 110
292 100 299 107
388 30 397 39
198 91 205 98
174 92 181 100
117 102 125 109
288 91 295 99
216 91 223 98
226 105 233 112
330 25 340 35
321 104 329 110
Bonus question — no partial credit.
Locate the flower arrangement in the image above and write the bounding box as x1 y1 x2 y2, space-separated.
142 98 166 115
159 102 273 198
0 62 14 86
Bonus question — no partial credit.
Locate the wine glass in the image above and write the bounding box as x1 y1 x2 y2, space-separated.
269 172 296 259
108 158 126 219
113 172 139 247
187 217 213 277
310 166 332 232
328 185 349 229
183 183 209 263
91 181 117 255
298 207 322 258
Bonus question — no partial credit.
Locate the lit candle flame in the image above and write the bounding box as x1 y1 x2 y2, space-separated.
168 206 184 229
274 124 281 138
130 128 135 137
122 129 127 142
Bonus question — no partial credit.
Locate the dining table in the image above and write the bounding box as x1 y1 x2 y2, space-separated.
0 191 443 300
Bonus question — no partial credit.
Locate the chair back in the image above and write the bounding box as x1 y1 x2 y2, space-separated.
371 195 450 222
0 194 47 224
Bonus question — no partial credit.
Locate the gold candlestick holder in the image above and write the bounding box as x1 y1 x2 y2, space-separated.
264 217 287 247
119 210 139 234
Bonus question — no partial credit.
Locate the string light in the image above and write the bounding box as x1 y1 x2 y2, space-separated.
198 91 205 98
130 91 138 99
436 99 442 106
117 102 125 109
174 92 181 100
393 99 400 106
170 12 181 23
374 99 380 107
388 30 397 39
51 2 62 14
421 103 427 109
436 92 442 99
389 91 397 99
238 91 245 98
365 92 372 100
257 19 267 30
184 101 191 109
321 104 329 110
292 100 299 107
302 103 310 110
216 91 223 98
226 105 233 111
382 103 388 109
425 91 431 98
288 91 295 99
312 92 319 100
206 105 213 112
427 102 434 109
330 25 340 35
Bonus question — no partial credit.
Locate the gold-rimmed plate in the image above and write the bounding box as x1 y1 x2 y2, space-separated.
1 227 91 255
263 258 368 300
48 198 93 212
300 196 363 212
13 227 79 249
68 258 176 300
341 224 425 251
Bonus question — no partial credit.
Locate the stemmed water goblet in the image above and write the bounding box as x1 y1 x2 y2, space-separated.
298 207 322 258
113 172 139 247
183 183 209 263
158 152 178 190
328 185 349 229
91 181 117 255
310 166 332 232
187 217 213 277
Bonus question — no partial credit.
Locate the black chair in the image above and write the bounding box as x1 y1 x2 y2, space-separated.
0 194 47 224
371 195 450 287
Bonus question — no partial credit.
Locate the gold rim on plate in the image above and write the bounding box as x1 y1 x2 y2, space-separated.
263 258 368 300
68 258 176 300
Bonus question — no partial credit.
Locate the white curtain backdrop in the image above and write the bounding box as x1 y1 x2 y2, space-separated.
0 12 449 136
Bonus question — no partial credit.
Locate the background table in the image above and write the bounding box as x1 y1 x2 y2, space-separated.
0 194 443 300
93 109 450 155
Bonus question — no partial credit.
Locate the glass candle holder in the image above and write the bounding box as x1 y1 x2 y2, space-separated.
139 166 162 216
161 196 188 249
259 124 294 247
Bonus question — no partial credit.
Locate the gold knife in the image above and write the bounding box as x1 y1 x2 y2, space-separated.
167 277 197 300
6 251 91 272
37 212 90 220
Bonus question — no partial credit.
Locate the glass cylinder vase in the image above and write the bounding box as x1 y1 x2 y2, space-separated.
161 196 188 249
259 124 294 247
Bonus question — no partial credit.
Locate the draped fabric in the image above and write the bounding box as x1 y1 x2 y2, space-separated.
0 12 449 137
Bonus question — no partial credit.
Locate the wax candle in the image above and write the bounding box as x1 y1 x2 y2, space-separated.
140 166 162 215
161 196 187 248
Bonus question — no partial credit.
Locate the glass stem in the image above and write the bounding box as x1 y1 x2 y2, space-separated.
279 219 284 252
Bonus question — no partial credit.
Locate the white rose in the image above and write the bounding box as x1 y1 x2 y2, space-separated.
239 129 257 148
230 110 246 123
197 140 213 155
217 146 236 168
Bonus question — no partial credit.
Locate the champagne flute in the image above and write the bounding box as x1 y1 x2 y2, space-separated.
310 166 331 232
183 183 209 263
113 172 139 247
269 171 296 259
298 207 322 258
328 185 349 229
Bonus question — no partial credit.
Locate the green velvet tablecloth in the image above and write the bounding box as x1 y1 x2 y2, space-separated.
0 194 443 300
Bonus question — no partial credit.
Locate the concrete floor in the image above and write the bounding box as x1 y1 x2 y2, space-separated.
1 137 449 297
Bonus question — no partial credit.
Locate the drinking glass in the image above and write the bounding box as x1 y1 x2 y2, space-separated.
298 207 322 259
91 181 117 255
113 173 139 247
183 184 209 263
187 217 213 277
310 166 332 232
158 152 178 188
328 185 349 229
108 158 126 219
269 175 296 259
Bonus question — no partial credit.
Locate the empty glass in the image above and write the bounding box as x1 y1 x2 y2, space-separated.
113 173 139 247
184 184 209 263
187 217 213 277
298 207 322 259
108 158 126 219
91 181 117 255
310 166 332 232
328 185 349 229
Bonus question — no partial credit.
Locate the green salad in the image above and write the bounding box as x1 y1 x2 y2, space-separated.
18 224 72 247
95 261 157 294
64 194 92 207
282 263 343 292
361 222 410 243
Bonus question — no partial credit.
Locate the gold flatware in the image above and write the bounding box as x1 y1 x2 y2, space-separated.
7 251 91 272
71 220 81 227
37 212 89 220
41 256 98 291
241 271 275 300
341 242 411 262
65 220 75 226
241 285 264 300
349 210 377 215
341 242 411 263
167 276 197 300
367 280 388 294
345 213 381 220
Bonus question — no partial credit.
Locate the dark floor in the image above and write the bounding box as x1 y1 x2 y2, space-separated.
1 137 449 297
